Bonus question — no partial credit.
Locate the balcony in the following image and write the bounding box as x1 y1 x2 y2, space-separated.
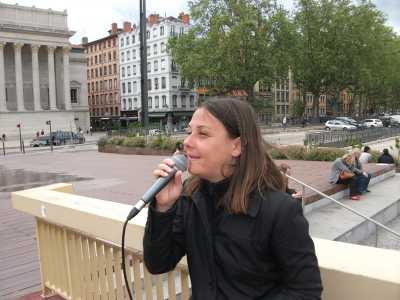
11 183 400 299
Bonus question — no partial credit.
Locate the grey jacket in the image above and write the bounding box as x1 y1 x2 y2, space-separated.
329 158 353 184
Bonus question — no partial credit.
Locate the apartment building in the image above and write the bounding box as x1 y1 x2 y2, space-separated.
83 24 121 130
119 13 197 131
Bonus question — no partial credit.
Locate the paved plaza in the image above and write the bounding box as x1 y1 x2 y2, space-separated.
0 148 397 299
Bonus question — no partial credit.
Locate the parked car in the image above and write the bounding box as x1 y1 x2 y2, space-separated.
30 136 49 147
361 119 383 128
149 129 162 136
335 117 361 128
30 131 85 147
325 120 357 131
388 115 400 127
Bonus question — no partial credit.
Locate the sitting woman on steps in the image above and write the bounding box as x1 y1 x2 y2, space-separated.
329 153 363 201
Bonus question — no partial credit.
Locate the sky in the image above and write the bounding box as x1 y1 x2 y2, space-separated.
2 0 399 44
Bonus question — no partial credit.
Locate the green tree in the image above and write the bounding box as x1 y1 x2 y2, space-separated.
169 0 295 102
291 98 305 118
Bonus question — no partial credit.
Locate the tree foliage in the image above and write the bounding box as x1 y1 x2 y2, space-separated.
169 0 400 116
169 0 294 101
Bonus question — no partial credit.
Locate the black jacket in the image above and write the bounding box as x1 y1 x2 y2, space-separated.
143 183 322 300
377 153 395 164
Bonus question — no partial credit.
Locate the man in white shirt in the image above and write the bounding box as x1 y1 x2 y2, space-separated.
359 146 372 164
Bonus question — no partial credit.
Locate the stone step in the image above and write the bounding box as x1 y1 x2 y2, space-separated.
306 173 400 244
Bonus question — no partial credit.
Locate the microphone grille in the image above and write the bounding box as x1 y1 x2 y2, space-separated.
172 153 188 172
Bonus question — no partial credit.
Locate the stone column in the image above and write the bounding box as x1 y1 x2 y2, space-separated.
31 44 41 111
63 46 71 110
14 42 25 111
47 46 57 110
0 43 7 112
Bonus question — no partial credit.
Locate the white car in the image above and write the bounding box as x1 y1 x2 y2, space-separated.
149 129 162 136
361 119 383 128
325 120 357 131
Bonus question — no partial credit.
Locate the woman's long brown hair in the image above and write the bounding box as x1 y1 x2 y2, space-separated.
185 98 285 214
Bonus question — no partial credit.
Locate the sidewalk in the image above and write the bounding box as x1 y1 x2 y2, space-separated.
1 132 105 149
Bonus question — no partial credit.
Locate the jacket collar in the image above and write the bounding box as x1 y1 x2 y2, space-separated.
191 183 263 218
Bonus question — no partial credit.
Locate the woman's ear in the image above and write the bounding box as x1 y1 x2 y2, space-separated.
231 137 241 158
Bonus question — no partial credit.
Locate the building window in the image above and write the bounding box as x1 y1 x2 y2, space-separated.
153 27 157 38
147 62 151 73
113 64 117 74
121 67 125 77
114 79 117 89
113 51 116 60
190 95 195 107
122 83 126 94
128 82 132 93
147 46 150 57
70 88 78 104
160 26 164 36
181 95 186 108
148 79 152 91
126 37 130 45
162 95 167 107
179 27 184 36
161 42 166 53
146 30 150 39
121 38 124 47
172 95 177 108
121 52 125 62
155 96 159 108
132 49 136 60
109 79 112 90
133 81 137 92
123 98 126 110
126 50 130 61
133 65 137 75
127 66 131 76
153 44 158 55
154 78 159 90
109 65 112 74
148 97 152 108
132 35 135 44
104 66 107 76
170 25 176 36
161 77 166 89
154 60 158 72
128 98 132 110
161 59 166 70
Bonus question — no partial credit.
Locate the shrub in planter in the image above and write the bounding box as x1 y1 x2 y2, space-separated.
121 136 146 148
304 147 346 161
285 145 306 160
369 150 381 163
270 148 288 159
109 136 125 145
97 137 109 147
149 135 176 150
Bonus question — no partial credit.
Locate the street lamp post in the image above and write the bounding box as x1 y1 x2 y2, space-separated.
1 137 5 156
139 0 149 135
46 120 53 152
16 123 24 153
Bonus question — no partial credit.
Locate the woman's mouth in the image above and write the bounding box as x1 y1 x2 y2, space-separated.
188 154 200 160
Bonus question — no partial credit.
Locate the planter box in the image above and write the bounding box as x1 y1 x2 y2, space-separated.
98 144 173 156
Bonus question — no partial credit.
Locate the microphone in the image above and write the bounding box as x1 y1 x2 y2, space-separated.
127 153 188 220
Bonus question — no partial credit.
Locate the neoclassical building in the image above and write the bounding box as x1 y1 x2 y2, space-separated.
0 3 89 138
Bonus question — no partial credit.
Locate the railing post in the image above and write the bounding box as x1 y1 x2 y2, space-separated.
63 228 74 298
